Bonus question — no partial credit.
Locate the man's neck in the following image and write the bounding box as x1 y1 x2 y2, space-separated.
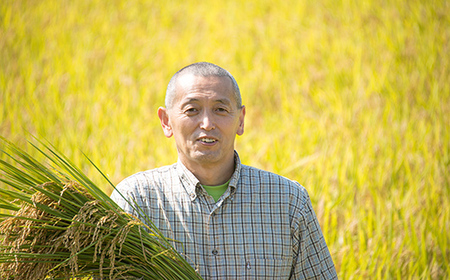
181 156 235 186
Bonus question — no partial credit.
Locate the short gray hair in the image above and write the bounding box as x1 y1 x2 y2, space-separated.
165 62 242 109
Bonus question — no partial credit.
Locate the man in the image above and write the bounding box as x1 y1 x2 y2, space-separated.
111 62 337 279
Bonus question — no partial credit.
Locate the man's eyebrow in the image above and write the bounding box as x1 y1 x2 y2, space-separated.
215 98 233 106
180 98 200 106
187 98 200 103
180 98 233 106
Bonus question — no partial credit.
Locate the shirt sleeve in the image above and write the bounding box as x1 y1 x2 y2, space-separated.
110 180 138 216
291 188 338 279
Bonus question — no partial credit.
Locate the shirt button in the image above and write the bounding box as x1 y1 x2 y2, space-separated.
190 193 195 199
212 249 218 256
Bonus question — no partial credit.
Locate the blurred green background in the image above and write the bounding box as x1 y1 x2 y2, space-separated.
1 0 449 278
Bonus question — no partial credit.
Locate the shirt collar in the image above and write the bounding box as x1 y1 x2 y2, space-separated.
176 151 242 201
228 151 241 193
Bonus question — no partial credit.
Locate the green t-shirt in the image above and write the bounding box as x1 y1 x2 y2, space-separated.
202 180 230 202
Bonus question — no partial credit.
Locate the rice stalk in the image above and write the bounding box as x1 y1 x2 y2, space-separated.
0 138 203 280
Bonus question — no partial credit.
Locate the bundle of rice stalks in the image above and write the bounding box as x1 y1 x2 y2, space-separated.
0 138 203 280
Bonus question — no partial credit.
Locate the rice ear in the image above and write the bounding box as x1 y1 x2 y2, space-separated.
0 138 203 280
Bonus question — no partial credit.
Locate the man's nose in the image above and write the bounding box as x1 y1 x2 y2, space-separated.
199 111 215 130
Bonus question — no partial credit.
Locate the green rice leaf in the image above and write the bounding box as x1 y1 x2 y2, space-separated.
0 137 203 280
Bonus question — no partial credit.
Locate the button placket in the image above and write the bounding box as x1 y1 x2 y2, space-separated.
210 210 217 257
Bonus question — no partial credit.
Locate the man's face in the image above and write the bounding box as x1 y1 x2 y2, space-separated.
158 74 245 170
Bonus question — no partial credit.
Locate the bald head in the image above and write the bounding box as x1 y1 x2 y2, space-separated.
165 62 242 109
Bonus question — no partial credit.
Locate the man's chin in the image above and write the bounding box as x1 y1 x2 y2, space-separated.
192 152 220 163
183 149 233 166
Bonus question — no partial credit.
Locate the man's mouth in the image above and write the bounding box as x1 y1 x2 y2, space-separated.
199 138 216 143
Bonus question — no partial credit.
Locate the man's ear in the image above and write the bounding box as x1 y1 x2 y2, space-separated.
157 107 173 138
237 105 245 136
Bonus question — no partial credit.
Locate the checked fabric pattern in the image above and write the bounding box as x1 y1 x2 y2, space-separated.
111 152 337 279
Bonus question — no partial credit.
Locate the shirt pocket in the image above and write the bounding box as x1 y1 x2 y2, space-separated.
240 257 292 279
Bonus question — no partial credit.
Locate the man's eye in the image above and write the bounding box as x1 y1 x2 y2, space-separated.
185 108 198 114
216 107 228 112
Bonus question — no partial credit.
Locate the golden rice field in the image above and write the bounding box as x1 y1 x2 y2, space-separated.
1 0 449 278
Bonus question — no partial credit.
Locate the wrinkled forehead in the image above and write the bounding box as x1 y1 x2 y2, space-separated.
173 74 235 103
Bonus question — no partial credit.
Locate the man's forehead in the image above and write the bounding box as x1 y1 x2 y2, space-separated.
176 73 232 88
174 74 234 101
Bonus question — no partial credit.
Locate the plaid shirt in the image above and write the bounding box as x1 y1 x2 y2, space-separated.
111 152 337 279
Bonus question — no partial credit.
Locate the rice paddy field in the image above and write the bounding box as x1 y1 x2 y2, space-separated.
1 0 449 278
